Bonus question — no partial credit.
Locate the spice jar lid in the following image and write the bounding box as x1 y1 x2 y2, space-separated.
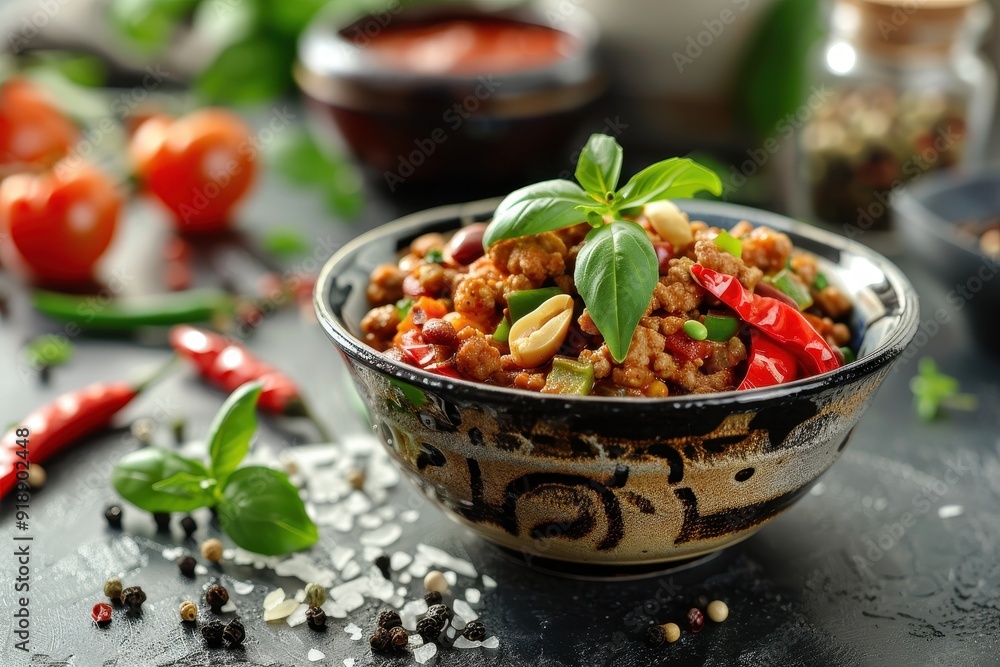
834 0 982 52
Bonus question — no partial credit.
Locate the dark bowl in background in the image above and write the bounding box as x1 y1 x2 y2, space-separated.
895 169 1000 356
295 1 606 200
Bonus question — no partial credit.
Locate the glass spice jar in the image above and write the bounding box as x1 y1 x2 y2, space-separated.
794 0 995 236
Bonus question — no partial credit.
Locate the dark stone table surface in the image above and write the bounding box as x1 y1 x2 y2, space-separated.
2 141 999 667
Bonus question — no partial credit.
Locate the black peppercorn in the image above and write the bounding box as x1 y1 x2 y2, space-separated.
206 584 229 612
376 609 401 630
202 620 225 647
646 624 666 647
180 515 197 538
416 616 442 640
388 626 408 649
223 618 246 646
686 607 705 633
423 590 443 606
120 586 146 613
463 620 486 642
104 504 123 529
153 512 171 532
177 555 197 577
306 606 326 630
369 628 392 652
374 553 391 579
426 603 450 622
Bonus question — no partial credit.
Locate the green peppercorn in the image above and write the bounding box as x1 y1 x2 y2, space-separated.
206 584 229 612
104 504 123 529
376 609 401 630
423 590 442 606
416 616 442 640
463 620 486 642
103 577 123 601
223 618 246 646
306 606 326 631
202 620 225 648
388 626 408 649
177 555 197 577
120 586 146 613
303 583 326 608
369 628 392 652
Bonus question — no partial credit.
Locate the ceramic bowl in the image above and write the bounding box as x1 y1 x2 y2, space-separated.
315 199 919 566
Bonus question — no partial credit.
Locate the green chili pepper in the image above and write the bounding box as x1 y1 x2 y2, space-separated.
713 230 742 258
683 319 709 341
771 268 814 310
541 357 595 395
32 289 235 330
492 317 511 343
507 287 566 323
704 313 739 341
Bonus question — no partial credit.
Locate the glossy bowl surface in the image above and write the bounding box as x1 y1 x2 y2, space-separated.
315 199 919 566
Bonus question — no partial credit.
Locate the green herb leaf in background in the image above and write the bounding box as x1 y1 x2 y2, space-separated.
616 158 723 208
483 180 594 248
268 131 364 218
263 227 310 258
218 466 318 555
575 133 624 197
195 35 291 106
112 448 212 513
22 334 75 369
110 0 199 52
910 357 978 422
573 220 659 363
207 380 263 483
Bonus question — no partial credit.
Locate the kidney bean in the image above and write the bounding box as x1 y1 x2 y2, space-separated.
447 223 488 265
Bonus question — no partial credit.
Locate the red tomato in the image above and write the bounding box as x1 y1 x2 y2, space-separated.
0 161 121 284
0 78 77 167
130 109 257 233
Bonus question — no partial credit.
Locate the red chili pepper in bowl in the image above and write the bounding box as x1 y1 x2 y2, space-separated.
690 263 841 376
739 329 801 390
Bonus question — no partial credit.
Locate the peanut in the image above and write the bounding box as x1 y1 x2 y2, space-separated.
644 200 693 250
509 294 573 368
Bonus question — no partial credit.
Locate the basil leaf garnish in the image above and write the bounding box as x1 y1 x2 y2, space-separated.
575 133 624 198
112 448 212 513
207 380 263 484
616 157 722 208
218 466 319 555
482 180 592 248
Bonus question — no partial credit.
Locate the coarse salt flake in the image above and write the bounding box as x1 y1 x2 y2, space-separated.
413 642 438 663
308 648 325 661
344 622 363 640
263 588 286 610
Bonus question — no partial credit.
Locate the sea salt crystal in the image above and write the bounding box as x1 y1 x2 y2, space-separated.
331 546 355 571
341 561 362 580
451 616 467 631
453 635 481 649
322 600 347 619
344 660 355 667
390 552 412 571
482 575 497 590
308 648 325 661
444 571 457 586
195 565 208 575
399 599 428 630
264 599 299 622
361 546 382 562
219 600 237 613
263 588 286 610
360 524 402 548
344 622 363 640
339 591 365 612
408 633 425 647
399 573 412 584
343 491 372 515
287 604 309 627
396 586 407 597
377 506 396 520
413 642 438 663
453 599 477 621
482 636 500 649
330 513 353 532
415 544 478 578
233 580 255 595
274 553 335 587
294 589 306 603
358 514 383 529
400 510 419 523
162 546 185 560
465 588 481 604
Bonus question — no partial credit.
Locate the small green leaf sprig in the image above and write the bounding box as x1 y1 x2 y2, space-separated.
482 134 722 362
112 381 318 555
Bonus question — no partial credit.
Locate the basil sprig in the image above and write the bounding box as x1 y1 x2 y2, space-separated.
112 380 318 555
483 134 722 362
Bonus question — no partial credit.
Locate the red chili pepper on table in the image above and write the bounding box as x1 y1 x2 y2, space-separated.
168 325 330 439
0 362 173 499
739 329 801 390
690 263 841 376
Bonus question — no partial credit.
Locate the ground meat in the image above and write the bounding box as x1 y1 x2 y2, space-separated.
814 285 852 319
790 253 818 286
488 233 568 286
579 345 613 379
740 225 792 274
367 264 406 305
501 273 534 301
414 262 449 297
650 258 704 314
410 232 445 257
455 333 501 382
693 235 762 290
804 313 852 347
453 276 498 321
360 305 400 349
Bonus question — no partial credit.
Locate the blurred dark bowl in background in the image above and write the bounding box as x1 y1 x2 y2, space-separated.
295 2 606 203
896 168 1000 356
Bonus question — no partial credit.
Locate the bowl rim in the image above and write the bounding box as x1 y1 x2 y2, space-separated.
315 198 920 407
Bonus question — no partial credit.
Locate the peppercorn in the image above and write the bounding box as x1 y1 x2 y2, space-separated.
177 555 197 577
463 620 486 642
153 512 171 532
707 600 729 623
26 464 46 489
223 618 246 646
388 626 408 649
686 607 705 633
306 606 326 631
345 468 365 489
179 600 197 622
92 602 112 627
663 622 681 643
131 418 154 444
38 364 51 386
202 619 225 647
180 515 198 538
201 538 223 562
646 624 665 647
425 603 450 623
423 590 443 606
103 577 123 601
416 616 442 640
423 570 448 593
376 609 401 630
104 504 123 529
206 584 229 612
303 582 326 607
369 628 392 652
120 586 146 613
374 553 391 580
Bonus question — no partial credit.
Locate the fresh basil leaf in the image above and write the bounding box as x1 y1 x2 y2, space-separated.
262 227 309 258
195 35 292 105
217 466 318 555
208 381 263 483
22 334 74 368
483 180 592 248
575 134 624 197
574 221 659 363
112 448 212 513
110 0 196 52
616 158 723 209
151 471 216 500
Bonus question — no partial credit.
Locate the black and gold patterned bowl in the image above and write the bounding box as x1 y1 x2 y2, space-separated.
315 199 919 567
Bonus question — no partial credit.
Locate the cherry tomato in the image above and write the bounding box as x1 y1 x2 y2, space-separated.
0 161 121 284
0 77 77 167
130 109 257 233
